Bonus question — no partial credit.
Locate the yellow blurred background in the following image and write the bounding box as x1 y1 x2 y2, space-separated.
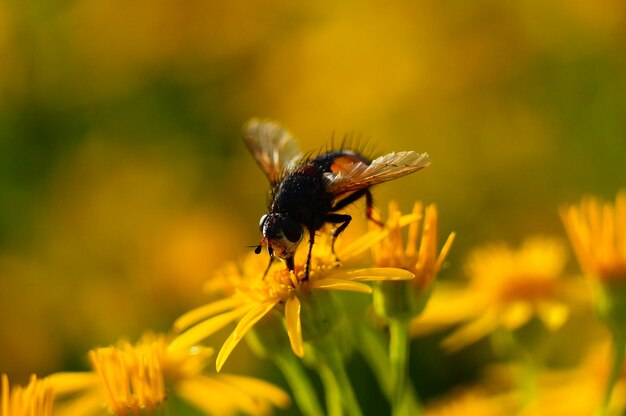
1 0 625 413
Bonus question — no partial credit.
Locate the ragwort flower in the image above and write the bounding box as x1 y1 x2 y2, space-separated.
170 225 416 371
560 190 626 283
561 190 626 413
372 201 455 319
52 332 289 416
523 340 626 416
1 374 55 416
411 236 577 351
560 190 626 326
425 388 519 416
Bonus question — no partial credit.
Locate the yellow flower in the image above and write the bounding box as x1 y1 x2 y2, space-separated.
560 190 626 282
561 190 626 333
424 388 518 416
372 201 455 319
1 374 54 416
52 332 289 416
373 201 455 290
411 237 577 351
523 340 626 416
171 227 416 371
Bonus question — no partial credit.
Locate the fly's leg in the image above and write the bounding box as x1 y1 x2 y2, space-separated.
325 213 352 262
331 189 367 211
365 189 384 227
261 246 274 280
328 188 365 262
302 229 315 281
331 188 383 227
262 256 273 279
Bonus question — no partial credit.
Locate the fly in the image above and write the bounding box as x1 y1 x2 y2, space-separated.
244 118 430 280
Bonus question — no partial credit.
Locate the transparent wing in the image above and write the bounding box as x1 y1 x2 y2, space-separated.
243 118 303 183
324 151 430 195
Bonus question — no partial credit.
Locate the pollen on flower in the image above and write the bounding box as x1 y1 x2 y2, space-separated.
173 224 416 370
48 332 289 416
250 269 299 303
88 337 166 416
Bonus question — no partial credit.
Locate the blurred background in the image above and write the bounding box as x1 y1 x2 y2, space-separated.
1 0 625 413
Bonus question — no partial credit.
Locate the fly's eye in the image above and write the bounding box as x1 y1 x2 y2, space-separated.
259 214 268 230
282 217 303 243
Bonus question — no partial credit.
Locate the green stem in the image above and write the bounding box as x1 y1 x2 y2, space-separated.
389 318 418 416
491 329 537 405
246 324 324 416
273 352 325 416
356 323 392 395
319 363 343 416
600 331 626 416
317 340 363 416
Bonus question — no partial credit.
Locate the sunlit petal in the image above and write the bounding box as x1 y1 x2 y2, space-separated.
169 305 252 352
53 390 103 416
537 301 569 331
442 310 499 352
435 232 457 271
174 297 246 333
338 213 419 260
350 268 415 281
410 286 482 336
285 296 304 357
46 372 98 395
232 302 278 340
218 374 291 409
176 377 261 415
216 302 277 372
309 278 372 293
501 302 533 330
336 228 389 260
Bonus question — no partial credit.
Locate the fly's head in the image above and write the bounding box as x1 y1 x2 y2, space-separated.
255 213 304 260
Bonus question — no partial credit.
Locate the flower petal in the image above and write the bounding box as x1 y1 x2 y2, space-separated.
409 287 481 336
309 278 372 294
435 232 457 271
285 296 304 357
216 302 277 372
53 390 104 416
232 302 278 340
537 301 569 331
326 267 414 281
218 374 291 409
169 305 252 352
338 213 420 260
441 309 499 352
176 376 261 415
46 372 99 395
501 302 533 330
174 297 245 333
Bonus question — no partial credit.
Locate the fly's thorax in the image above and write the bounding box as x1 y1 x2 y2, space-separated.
271 169 334 228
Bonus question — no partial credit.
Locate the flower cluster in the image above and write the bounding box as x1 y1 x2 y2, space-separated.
7 190 626 416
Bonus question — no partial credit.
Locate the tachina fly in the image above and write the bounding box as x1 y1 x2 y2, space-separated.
244 118 430 280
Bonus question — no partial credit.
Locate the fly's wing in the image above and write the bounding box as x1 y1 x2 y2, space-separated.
324 151 430 196
243 118 303 184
